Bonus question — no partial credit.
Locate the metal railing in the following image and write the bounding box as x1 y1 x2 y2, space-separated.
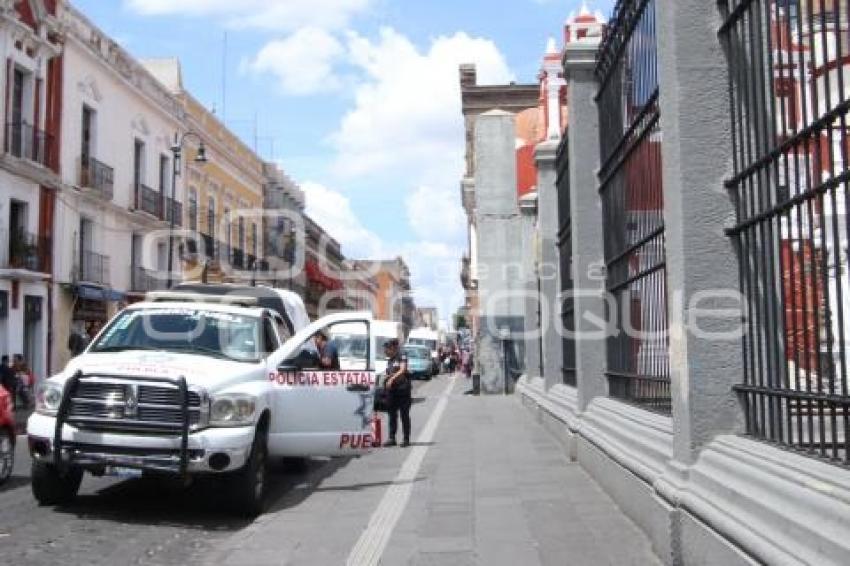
137 183 161 218
2 228 50 272
5 121 52 167
79 250 110 285
79 156 114 200
130 266 165 292
556 134 577 386
720 0 850 464
164 197 183 227
596 0 670 414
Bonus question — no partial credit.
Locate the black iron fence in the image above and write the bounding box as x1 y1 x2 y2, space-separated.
720 0 850 464
556 134 577 386
596 0 670 413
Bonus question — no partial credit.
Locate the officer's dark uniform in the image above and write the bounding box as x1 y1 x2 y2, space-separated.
385 346 411 446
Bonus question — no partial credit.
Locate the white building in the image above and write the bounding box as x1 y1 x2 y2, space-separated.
0 1 62 380
52 4 186 371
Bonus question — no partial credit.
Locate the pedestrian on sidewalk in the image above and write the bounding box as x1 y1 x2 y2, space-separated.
0 355 16 407
382 338 412 448
14 354 33 409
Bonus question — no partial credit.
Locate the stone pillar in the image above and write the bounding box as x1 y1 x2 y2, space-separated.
563 37 607 411
655 0 744 465
535 141 563 390
473 110 525 393
520 192 541 378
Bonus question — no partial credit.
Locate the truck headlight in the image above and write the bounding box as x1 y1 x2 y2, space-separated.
36 383 64 416
210 395 256 426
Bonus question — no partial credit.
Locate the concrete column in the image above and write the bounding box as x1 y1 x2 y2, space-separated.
473 109 525 393
656 0 744 465
535 141 563 389
563 37 607 411
520 192 541 378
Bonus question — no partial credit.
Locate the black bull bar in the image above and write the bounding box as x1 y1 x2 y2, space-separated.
53 371 192 477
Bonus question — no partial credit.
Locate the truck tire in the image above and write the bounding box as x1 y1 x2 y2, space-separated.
31 462 83 505
228 427 268 517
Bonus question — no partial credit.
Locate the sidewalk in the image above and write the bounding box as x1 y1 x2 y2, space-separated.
206 375 661 565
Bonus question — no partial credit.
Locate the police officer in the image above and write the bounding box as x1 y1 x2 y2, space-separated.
314 330 340 370
383 338 411 447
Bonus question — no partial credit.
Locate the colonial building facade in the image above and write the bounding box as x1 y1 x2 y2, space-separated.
0 0 62 378
52 4 187 371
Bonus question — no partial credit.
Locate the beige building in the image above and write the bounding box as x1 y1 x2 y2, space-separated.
143 59 266 284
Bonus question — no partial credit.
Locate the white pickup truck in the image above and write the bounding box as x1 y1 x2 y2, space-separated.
27 285 378 516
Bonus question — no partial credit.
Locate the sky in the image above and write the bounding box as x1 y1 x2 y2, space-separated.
74 0 614 327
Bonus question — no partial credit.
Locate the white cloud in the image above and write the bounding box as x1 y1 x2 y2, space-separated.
125 0 371 31
330 28 515 180
406 185 465 244
250 28 344 95
302 181 386 258
315 28 513 321
303 181 464 322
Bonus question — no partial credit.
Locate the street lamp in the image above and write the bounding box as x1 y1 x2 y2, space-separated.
167 131 208 288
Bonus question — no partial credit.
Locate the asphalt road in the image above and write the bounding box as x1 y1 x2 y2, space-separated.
0 380 432 566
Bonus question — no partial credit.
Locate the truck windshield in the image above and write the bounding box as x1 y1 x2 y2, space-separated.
90 308 262 363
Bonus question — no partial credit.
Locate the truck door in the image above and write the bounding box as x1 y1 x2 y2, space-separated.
266 314 377 457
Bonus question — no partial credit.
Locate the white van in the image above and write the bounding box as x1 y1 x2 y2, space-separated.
407 327 439 375
332 320 401 375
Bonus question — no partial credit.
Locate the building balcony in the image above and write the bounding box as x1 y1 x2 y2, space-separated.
79 156 114 200
78 250 110 285
6 121 53 167
136 183 161 218
164 197 183 227
1 228 50 272
130 265 166 292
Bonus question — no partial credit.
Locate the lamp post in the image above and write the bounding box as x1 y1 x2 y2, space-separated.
167 131 207 288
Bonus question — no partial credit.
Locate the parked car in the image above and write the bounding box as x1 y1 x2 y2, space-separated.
404 345 433 380
0 384 15 485
27 285 380 516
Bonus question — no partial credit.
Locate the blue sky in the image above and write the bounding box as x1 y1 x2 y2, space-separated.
75 0 613 325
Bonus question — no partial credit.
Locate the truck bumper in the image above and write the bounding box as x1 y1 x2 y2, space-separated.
27 413 254 474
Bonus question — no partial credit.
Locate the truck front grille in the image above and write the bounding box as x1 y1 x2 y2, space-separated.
68 380 205 432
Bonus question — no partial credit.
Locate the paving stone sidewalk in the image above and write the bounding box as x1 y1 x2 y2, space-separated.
205 375 661 565
380 383 661 566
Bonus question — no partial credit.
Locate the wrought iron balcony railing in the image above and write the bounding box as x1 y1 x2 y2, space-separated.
6 121 52 167
130 265 166 292
2 228 50 272
79 156 114 200
137 183 161 218
78 250 110 285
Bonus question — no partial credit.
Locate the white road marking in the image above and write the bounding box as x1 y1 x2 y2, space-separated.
346 375 457 566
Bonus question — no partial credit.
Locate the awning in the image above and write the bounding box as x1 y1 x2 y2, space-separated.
305 260 343 291
74 283 125 302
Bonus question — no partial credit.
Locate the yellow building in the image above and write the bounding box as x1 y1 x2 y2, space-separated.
142 59 266 283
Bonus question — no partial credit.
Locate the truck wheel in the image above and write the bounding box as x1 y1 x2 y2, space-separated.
31 462 83 505
0 429 13 485
228 428 268 518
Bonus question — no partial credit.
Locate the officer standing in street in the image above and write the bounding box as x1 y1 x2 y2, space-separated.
383 339 412 447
